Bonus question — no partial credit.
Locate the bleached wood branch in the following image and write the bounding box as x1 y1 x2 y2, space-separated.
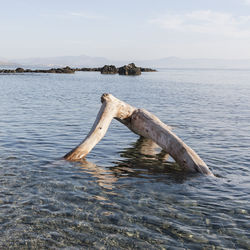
64 94 214 176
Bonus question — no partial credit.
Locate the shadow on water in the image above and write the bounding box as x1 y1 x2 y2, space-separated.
75 137 199 190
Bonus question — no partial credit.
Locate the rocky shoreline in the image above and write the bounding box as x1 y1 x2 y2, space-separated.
0 63 156 75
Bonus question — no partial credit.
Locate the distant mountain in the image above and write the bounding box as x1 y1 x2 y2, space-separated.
3 54 250 69
0 61 8 66
13 55 126 68
0 57 18 66
136 57 250 69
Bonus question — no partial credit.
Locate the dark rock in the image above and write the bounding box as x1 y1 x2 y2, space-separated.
46 66 75 74
74 67 101 72
16 67 25 73
140 67 157 72
24 69 32 73
118 63 141 75
78 68 90 71
3 69 15 73
44 66 75 74
1 64 155 75
55 68 63 73
61 66 75 74
100 65 118 74
48 69 57 73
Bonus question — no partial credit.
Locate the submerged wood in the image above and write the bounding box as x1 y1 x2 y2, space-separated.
64 94 214 176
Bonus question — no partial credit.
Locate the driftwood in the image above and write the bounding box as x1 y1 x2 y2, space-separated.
64 94 214 176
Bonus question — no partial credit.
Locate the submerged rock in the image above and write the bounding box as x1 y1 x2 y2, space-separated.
118 63 141 75
100 65 118 74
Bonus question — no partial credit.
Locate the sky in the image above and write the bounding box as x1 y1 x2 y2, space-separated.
1 0 250 60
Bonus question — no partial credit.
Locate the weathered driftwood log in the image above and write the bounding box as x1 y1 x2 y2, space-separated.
64 94 214 176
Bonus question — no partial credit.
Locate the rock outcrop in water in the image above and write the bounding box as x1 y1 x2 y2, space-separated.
140 67 157 72
0 66 75 74
31 66 75 74
0 63 156 75
100 65 118 74
118 63 141 75
75 67 101 72
16 67 25 73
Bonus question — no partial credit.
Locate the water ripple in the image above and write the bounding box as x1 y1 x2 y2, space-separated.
0 69 250 248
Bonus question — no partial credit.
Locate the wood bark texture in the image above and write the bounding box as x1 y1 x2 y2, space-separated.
64 93 214 176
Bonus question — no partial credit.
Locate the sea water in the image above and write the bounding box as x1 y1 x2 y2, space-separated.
0 69 249 248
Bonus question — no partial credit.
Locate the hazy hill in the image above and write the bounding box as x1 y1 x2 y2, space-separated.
0 57 18 66
2 55 250 69
12 55 123 68
135 57 250 69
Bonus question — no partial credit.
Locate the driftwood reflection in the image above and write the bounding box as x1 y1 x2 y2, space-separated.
126 137 169 161
112 137 183 176
77 137 190 190
78 160 118 190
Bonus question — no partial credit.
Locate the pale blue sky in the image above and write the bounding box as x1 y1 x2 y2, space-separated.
1 0 250 60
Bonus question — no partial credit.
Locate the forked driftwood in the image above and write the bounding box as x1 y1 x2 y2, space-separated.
64 94 214 176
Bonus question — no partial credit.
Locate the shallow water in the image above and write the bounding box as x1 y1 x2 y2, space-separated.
0 69 249 249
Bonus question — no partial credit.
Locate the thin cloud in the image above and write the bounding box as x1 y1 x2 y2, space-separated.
41 11 106 20
149 10 250 38
69 12 106 20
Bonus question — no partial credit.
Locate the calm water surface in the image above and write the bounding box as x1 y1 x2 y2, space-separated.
0 69 249 249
